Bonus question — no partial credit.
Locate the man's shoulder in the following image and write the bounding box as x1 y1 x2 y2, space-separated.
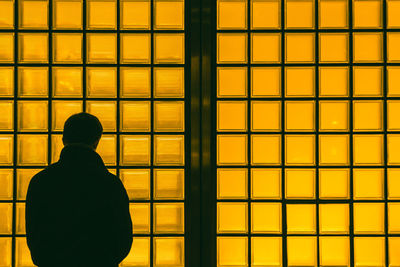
30 162 61 184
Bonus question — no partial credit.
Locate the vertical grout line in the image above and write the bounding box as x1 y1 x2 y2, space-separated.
246 0 251 265
150 0 155 265
48 0 53 168
82 0 87 112
116 0 121 182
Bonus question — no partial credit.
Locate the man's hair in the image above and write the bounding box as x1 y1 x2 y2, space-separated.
63 112 103 146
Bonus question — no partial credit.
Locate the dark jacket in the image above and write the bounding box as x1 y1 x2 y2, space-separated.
25 144 133 267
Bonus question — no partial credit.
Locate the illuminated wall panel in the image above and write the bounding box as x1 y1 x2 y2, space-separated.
216 0 400 266
0 0 186 266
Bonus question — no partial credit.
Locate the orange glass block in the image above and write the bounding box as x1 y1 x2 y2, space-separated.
154 169 184 200
388 203 400 233
86 101 116 131
388 101 400 131
120 135 150 166
218 203 248 233
0 33 13 63
251 0 280 29
319 0 348 28
217 134 247 166
251 101 281 131
0 169 13 200
87 0 116 29
154 135 184 166
251 202 281 233
0 67 14 96
285 169 315 199
287 237 317 267
285 33 315 63
217 0 246 29
319 168 350 199
18 67 48 97
17 169 40 200
285 135 315 166
285 0 314 29
0 101 13 131
129 203 150 234
251 168 281 199
353 0 382 28
154 33 185 64
285 101 315 131
217 101 247 132
17 135 48 166
251 134 281 165
121 0 150 29
120 67 151 98
51 134 63 163
120 169 150 200
19 0 48 28
251 33 281 63
353 169 384 200
53 0 82 29
217 33 247 63
353 66 383 97
86 67 117 97
17 101 48 131
0 238 11 267
95 135 116 165
388 33 400 63
0 135 12 166
154 0 184 30
319 67 349 97
354 203 385 234
154 67 184 98
319 33 348 63
0 0 14 28
388 66 400 96
154 237 184 267
353 33 383 63
154 203 184 234
319 135 349 166
388 169 400 199
217 67 247 97
319 204 349 234
121 101 150 132
319 237 350 267
353 135 383 166
120 237 150 267
52 67 83 97
121 33 150 63
16 238 35 267
389 237 400 267
319 101 349 131
19 33 48 63
285 67 315 97
251 237 282 267
52 33 82 63
87 33 116 63
354 237 385 267
217 237 247 267
0 203 12 234
15 203 25 234
388 0 400 28
154 101 185 132
251 67 281 97
52 101 82 131
286 204 316 234
353 100 383 131
217 168 247 199
388 134 400 165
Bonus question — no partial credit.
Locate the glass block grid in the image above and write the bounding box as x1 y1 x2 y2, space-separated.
0 0 186 266
216 0 400 266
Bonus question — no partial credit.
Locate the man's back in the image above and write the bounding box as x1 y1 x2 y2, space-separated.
25 144 133 267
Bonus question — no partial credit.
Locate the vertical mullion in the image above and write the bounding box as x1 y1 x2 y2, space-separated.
48 0 53 168
349 0 354 266
116 0 121 181
246 0 251 265
150 0 155 265
82 0 87 111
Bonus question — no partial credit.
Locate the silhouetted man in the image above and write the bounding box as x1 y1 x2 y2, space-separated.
26 113 133 267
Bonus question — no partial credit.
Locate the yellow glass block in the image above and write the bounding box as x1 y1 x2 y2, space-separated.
0 203 12 234
388 32 400 63
154 169 184 200
154 67 184 98
17 169 39 199
154 0 184 29
285 135 315 166
353 135 383 166
217 134 247 166
319 33 348 63
0 135 12 166
217 202 247 233
319 67 349 97
251 202 281 233
251 67 281 97
285 169 315 199
389 203 400 233
388 66 400 96
0 67 13 96
217 101 247 132
319 169 349 199
120 169 150 200
251 33 281 63
319 0 348 28
388 101 400 131
353 33 383 63
354 203 384 234
87 0 116 29
217 0 247 29
19 33 48 63
0 33 13 63
388 169 400 199
251 101 280 131
18 101 48 131
217 67 247 98
16 238 35 267
129 203 150 234
52 67 82 97
86 67 117 97
121 101 150 132
0 238 11 267
121 0 150 29
18 67 48 97
154 135 184 166
120 67 151 98
0 169 13 200
154 203 184 233
319 101 348 131
121 33 150 64
0 0 14 28
96 135 116 165
17 135 47 165
251 0 280 29
388 134 400 165
52 101 82 131
154 33 184 64
353 66 383 97
319 204 349 234
353 0 382 28
353 169 384 200
217 237 247 267
52 33 82 63
53 0 82 29
319 135 349 166
287 204 316 234
86 101 116 131
154 237 184 267
16 203 25 234
19 0 48 28
285 33 315 63
388 0 400 28
217 168 247 199
51 134 63 163
251 168 281 199
217 33 247 64
285 0 314 28
0 101 12 131
251 237 281 267
285 101 315 131
251 135 281 166
389 237 400 267
285 67 315 97
87 33 116 63
287 237 317 267
353 100 383 131
154 101 184 132
120 237 150 267
319 237 350 267
354 237 385 267
120 135 150 166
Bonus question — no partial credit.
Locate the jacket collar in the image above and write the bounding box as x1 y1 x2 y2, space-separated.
59 144 106 170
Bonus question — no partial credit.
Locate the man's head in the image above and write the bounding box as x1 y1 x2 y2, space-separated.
62 112 103 150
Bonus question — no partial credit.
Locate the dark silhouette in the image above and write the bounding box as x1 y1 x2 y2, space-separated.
25 112 133 267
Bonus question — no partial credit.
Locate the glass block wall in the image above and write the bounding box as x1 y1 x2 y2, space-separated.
216 0 400 266
0 0 186 266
